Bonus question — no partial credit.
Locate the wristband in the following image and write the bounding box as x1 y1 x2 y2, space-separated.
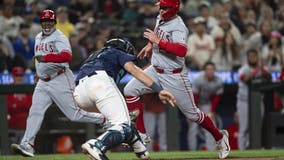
150 82 162 93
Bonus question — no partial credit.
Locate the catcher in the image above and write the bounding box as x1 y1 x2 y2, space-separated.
74 38 176 160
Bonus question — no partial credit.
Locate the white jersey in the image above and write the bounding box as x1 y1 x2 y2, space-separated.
236 64 253 101
151 15 188 69
192 72 224 105
34 29 71 79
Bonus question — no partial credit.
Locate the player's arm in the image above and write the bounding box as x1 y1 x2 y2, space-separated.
143 29 187 57
34 50 72 63
124 61 176 106
137 42 153 59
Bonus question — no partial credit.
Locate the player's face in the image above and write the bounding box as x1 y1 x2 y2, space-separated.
248 52 258 67
41 19 56 35
159 6 171 20
205 65 215 80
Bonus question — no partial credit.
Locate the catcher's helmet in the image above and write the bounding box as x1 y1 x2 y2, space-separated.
157 0 180 20
104 38 136 55
40 10 56 22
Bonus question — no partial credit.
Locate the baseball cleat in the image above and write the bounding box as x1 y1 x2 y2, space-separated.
81 139 109 160
138 132 151 144
130 135 150 160
217 130 230 159
11 143 34 157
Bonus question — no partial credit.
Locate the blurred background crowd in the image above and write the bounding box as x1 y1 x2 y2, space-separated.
0 0 284 73
1 0 284 154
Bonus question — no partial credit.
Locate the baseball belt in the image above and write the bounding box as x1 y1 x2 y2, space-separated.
41 68 66 82
75 71 97 86
154 66 182 74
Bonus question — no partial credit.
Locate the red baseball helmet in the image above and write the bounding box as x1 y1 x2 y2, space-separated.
157 0 180 20
40 9 56 22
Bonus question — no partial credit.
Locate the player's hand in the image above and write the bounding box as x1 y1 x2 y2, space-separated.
158 90 176 107
34 55 45 62
144 28 160 44
208 112 215 119
137 43 152 59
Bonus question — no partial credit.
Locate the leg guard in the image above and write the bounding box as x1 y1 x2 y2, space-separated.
128 124 150 160
96 123 133 152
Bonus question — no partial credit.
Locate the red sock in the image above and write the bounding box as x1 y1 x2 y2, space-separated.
125 96 146 133
198 112 223 141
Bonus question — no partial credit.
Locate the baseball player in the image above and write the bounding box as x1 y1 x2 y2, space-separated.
188 61 224 151
11 10 105 157
124 0 230 158
73 38 176 160
236 49 271 150
7 66 32 145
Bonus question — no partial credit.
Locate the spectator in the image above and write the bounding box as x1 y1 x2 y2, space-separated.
197 2 219 33
123 0 139 25
12 23 35 71
69 30 88 71
0 39 11 72
186 17 215 70
258 20 273 53
240 22 261 64
69 0 94 24
212 31 240 71
0 5 24 40
142 93 167 151
91 35 107 51
21 7 41 38
97 0 122 16
188 62 224 151
261 31 284 71
0 35 15 71
136 1 158 29
210 12 241 45
7 66 32 145
211 12 241 70
56 6 75 38
236 49 271 150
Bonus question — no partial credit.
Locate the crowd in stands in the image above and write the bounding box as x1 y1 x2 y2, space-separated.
0 0 282 73
1 0 284 152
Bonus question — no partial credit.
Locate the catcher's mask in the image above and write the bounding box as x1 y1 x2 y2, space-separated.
104 38 136 55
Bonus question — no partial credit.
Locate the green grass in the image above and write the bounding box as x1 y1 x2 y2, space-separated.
1 149 284 160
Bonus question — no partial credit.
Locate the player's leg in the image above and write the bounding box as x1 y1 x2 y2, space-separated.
201 104 217 151
236 99 248 150
80 73 149 159
157 112 167 151
160 72 229 158
124 66 157 135
11 82 53 157
143 111 156 151
49 70 105 124
82 124 133 160
188 121 198 150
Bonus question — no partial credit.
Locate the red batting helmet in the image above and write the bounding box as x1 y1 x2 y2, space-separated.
157 0 180 20
40 10 56 22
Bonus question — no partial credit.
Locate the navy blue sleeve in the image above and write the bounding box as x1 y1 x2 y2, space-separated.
116 50 136 67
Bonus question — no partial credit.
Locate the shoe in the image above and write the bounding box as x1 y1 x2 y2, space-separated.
217 130 230 159
138 132 151 144
11 143 34 157
81 139 109 160
130 135 150 160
